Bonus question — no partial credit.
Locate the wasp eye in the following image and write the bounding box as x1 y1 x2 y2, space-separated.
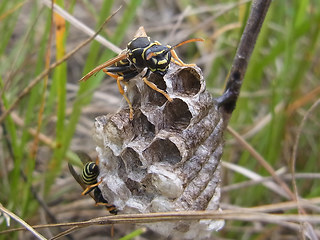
146 52 156 60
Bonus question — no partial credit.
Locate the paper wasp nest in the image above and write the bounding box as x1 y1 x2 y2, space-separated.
94 63 225 239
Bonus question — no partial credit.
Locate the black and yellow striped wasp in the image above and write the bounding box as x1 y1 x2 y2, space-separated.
80 26 203 120
68 151 117 214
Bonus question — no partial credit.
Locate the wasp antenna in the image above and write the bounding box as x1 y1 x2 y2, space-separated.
170 38 204 51
146 52 157 60
159 38 204 57
147 38 204 60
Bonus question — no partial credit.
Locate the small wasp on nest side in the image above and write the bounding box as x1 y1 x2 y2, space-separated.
68 151 117 215
80 26 203 120
92 27 225 239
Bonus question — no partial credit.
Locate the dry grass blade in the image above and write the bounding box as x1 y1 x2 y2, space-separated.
2 209 320 238
41 0 122 54
239 102 285 140
221 161 289 198
0 1 26 21
0 204 47 240
230 197 320 213
287 86 320 115
50 226 80 240
227 126 296 200
290 98 320 239
0 6 121 124
222 173 320 199
10 112 56 148
223 125 320 235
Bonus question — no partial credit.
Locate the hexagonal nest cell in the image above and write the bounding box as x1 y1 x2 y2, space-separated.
94 63 225 239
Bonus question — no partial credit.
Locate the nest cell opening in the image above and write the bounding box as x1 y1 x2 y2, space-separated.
143 138 182 165
172 68 201 95
120 147 147 181
144 73 168 106
124 178 146 195
132 111 155 139
163 98 192 131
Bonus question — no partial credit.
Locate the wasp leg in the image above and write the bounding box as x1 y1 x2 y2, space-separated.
142 70 173 102
95 156 99 165
102 69 135 120
170 48 196 67
117 77 134 120
102 70 119 79
81 180 102 195
96 203 118 215
74 151 92 165
94 188 118 214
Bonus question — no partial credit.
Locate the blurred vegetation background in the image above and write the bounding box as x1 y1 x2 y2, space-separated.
0 0 319 239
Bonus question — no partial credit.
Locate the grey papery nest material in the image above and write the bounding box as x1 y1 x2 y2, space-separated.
94 63 225 239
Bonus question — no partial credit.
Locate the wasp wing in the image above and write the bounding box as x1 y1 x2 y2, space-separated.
74 150 92 165
68 162 85 187
80 52 127 82
134 26 148 38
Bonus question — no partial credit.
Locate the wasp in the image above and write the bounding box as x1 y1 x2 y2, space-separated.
68 151 118 215
80 26 203 120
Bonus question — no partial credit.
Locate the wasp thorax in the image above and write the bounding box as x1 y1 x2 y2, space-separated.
127 37 152 69
94 62 225 239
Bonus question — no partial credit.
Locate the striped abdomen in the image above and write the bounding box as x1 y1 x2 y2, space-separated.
82 162 99 185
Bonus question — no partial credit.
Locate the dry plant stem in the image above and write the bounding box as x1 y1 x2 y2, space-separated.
41 0 122 54
0 7 121 124
290 99 320 239
228 123 319 237
240 102 285 140
3 210 320 236
287 85 320 115
222 197 320 213
0 1 25 21
291 99 320 207
222 172 320 195
218 0 272 115
210 22 242 40
175 0 251 44
50 227 79 240
1 198 319 234
10 112 56 148
227 126 296 200
222 161 289 198
0 205 47 240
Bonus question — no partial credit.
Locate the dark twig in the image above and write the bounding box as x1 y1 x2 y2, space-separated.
217 0 272 117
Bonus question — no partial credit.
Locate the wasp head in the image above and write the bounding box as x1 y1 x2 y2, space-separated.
144 44 172 76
